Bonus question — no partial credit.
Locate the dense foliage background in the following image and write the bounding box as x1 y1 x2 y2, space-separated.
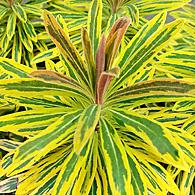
0 0 194 194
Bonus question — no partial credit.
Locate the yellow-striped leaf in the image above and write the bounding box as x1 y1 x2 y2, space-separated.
0 176 18 193
111 109 185 168
0 7 8 20
12 3 27 22
87 0 102 57
22 21 37 42
6 111 81 176
52 138 92 195
16 147 70 195
99 118 131 195
43 11 89 86
126 4 139 26
0 58 32 78
0 140 20 152
74 104 101 154
155 50 195 77
32 48 59 63
112 12 184 89
0 108 68 136
18 25 33 52
12 33 22 63
6 13 17 41
81 27 95 86
135 0 190 15
0 78 88 99
107 79 195 108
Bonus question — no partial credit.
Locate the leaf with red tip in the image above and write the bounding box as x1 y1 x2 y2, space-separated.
96 34 106 81
96 67 120 104
105 17 131 69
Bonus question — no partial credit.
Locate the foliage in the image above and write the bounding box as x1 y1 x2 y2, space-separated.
0 0 194 194
22 0 193 67
0 0 61 66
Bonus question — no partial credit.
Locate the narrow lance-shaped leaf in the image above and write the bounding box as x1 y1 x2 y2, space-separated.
0 78 89 99
16 147 70 195
81 27 95 90
126 4 139 26
0 33 9 52
0 107 69 136
0 8 8 20
12 3 27 22
0 139 20 152
96 34 106 81
110 79 195 101
125 148 147 195
111 109 185 168
99 118 131 195
74 104 101 154
22 21 37 42
0 176 18 194
32 48 59 64
88 0 102 58
30 70 81 87
96 67 120 104
0 57 32 78
43 11 89 86
52 138 93 195
135 0 191 15
105 17 131 69
155 50 195 77
109 12 180 90
7 111 81 176
12 33 22 63
18 25 33 52
6 13 16 40
81 132 98 194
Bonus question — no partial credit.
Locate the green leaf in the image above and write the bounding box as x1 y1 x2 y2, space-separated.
126 151 146 195
12 3 27 22
22 21 37 42
112 12 184 89
0 176 18 193
32 48 59 63
135 0 191 15
99 118 131 195
0 140 20 152
12 33 22 63
74 104 101 154
108 79 195 106
43 11 89 86
126 4 139 26
16 147 69 194
6 111 81 176
0 108 69 136
0 78 88 100
0 7 8 20
81 27 95 86
52 139 92 195
87 0 102 58
6 13 17 41
111 109 185 167
155 50 195 77
0 57 32 78
18 25 33 52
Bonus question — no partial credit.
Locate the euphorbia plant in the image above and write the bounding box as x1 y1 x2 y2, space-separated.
0 0 195 194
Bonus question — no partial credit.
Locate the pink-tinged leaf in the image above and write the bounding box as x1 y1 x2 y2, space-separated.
43 11 89 86
30 70 80 87
96 67 120 104
96 34 106 82
106 17 131 69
